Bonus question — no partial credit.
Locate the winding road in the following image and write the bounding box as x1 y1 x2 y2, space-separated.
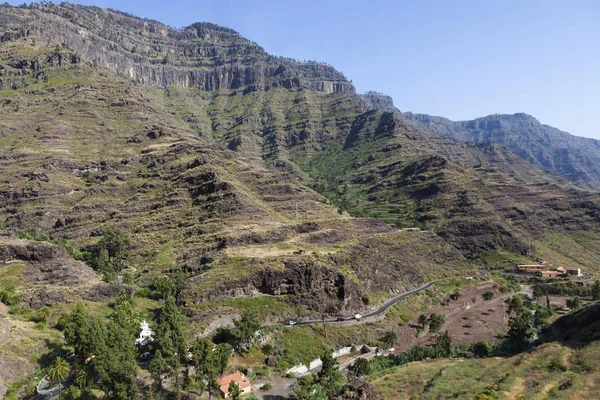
295 280 441 326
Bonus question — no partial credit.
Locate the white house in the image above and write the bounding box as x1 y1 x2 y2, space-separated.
135 320 154 347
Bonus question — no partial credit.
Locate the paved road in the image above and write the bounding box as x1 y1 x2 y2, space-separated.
294 280 441 326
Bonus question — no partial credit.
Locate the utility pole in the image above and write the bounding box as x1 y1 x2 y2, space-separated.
320 289 328 338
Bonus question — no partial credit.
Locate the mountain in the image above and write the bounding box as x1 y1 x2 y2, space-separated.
361 93 600 191
2 3 600 398
1 2 600 314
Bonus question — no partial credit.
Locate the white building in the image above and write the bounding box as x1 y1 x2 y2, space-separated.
135 320 154 347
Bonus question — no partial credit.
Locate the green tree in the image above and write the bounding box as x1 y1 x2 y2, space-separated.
95 306 138 400
92 226 129 273
317 350 344 396
450 289 461 300
381 331 398 348
114 290 133 307
191 338 213 373
352 357 371 377
34 306 51 323
0 283 23 306
154 297 186 363
153 276 176 299
417 314 428 331
48 356 70 386
435 331 452 358
233 311 261 343
592 281 600 301
149 349 169 392
206 376 221 400
566 296 581 310
60 385 82 400
428 313 445 335
507 308 535 352
506 296 524 315
228 381 242 400
533 286 544 300
482 291 494 301
122 271 134 285
74 367 92 389
214 343 233 375
289 375 328 400
63 304 107 363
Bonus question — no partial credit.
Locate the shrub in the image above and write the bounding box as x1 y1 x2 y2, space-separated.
34 322 47 330
483 291 494 301
122 271 134 285
0 284 23 306
260 382 272 391
471 341 492 358
547 358 567 372
255 365 270 377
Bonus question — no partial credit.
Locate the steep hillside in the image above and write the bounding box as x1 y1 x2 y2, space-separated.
0 2 599 317
372 302 600 399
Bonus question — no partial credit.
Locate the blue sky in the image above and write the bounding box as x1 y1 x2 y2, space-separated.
8 1 600 138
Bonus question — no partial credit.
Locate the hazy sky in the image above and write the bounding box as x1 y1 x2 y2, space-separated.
9 1 600 139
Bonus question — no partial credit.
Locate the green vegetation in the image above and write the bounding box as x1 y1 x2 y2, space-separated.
372 341 600 399
0 283 23 306
288 349 345 400
427 313 445 334
1 3 600 399
87 227 130 278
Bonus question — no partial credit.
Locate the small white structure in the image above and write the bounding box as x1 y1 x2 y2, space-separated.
135 320 154 347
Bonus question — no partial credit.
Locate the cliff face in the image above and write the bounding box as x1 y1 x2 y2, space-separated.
0 3 354 93
361 92 600 191
402 112 600 191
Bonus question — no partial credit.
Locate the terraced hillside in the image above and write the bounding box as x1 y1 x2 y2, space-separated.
0 2 599 318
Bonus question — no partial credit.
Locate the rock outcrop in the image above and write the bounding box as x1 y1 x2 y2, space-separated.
0 3 354 93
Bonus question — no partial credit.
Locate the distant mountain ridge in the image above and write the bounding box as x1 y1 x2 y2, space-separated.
362 92 600 190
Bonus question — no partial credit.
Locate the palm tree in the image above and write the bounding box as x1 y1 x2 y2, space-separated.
382 331 398 349
74 368 90 388
417 314 428 331
48 356 70 389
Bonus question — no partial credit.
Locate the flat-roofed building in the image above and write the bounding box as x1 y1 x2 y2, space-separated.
538 270 561 279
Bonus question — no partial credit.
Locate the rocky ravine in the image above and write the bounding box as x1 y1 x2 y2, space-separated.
0 237 127 308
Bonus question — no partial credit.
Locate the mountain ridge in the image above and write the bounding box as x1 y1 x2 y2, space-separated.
361 92 600 190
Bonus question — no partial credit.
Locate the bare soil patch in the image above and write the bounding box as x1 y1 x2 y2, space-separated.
393 283 511 352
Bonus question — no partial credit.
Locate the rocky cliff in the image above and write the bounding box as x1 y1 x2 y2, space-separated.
0 3 354 93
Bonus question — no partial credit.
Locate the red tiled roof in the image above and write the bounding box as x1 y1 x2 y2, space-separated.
218 372 251 394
